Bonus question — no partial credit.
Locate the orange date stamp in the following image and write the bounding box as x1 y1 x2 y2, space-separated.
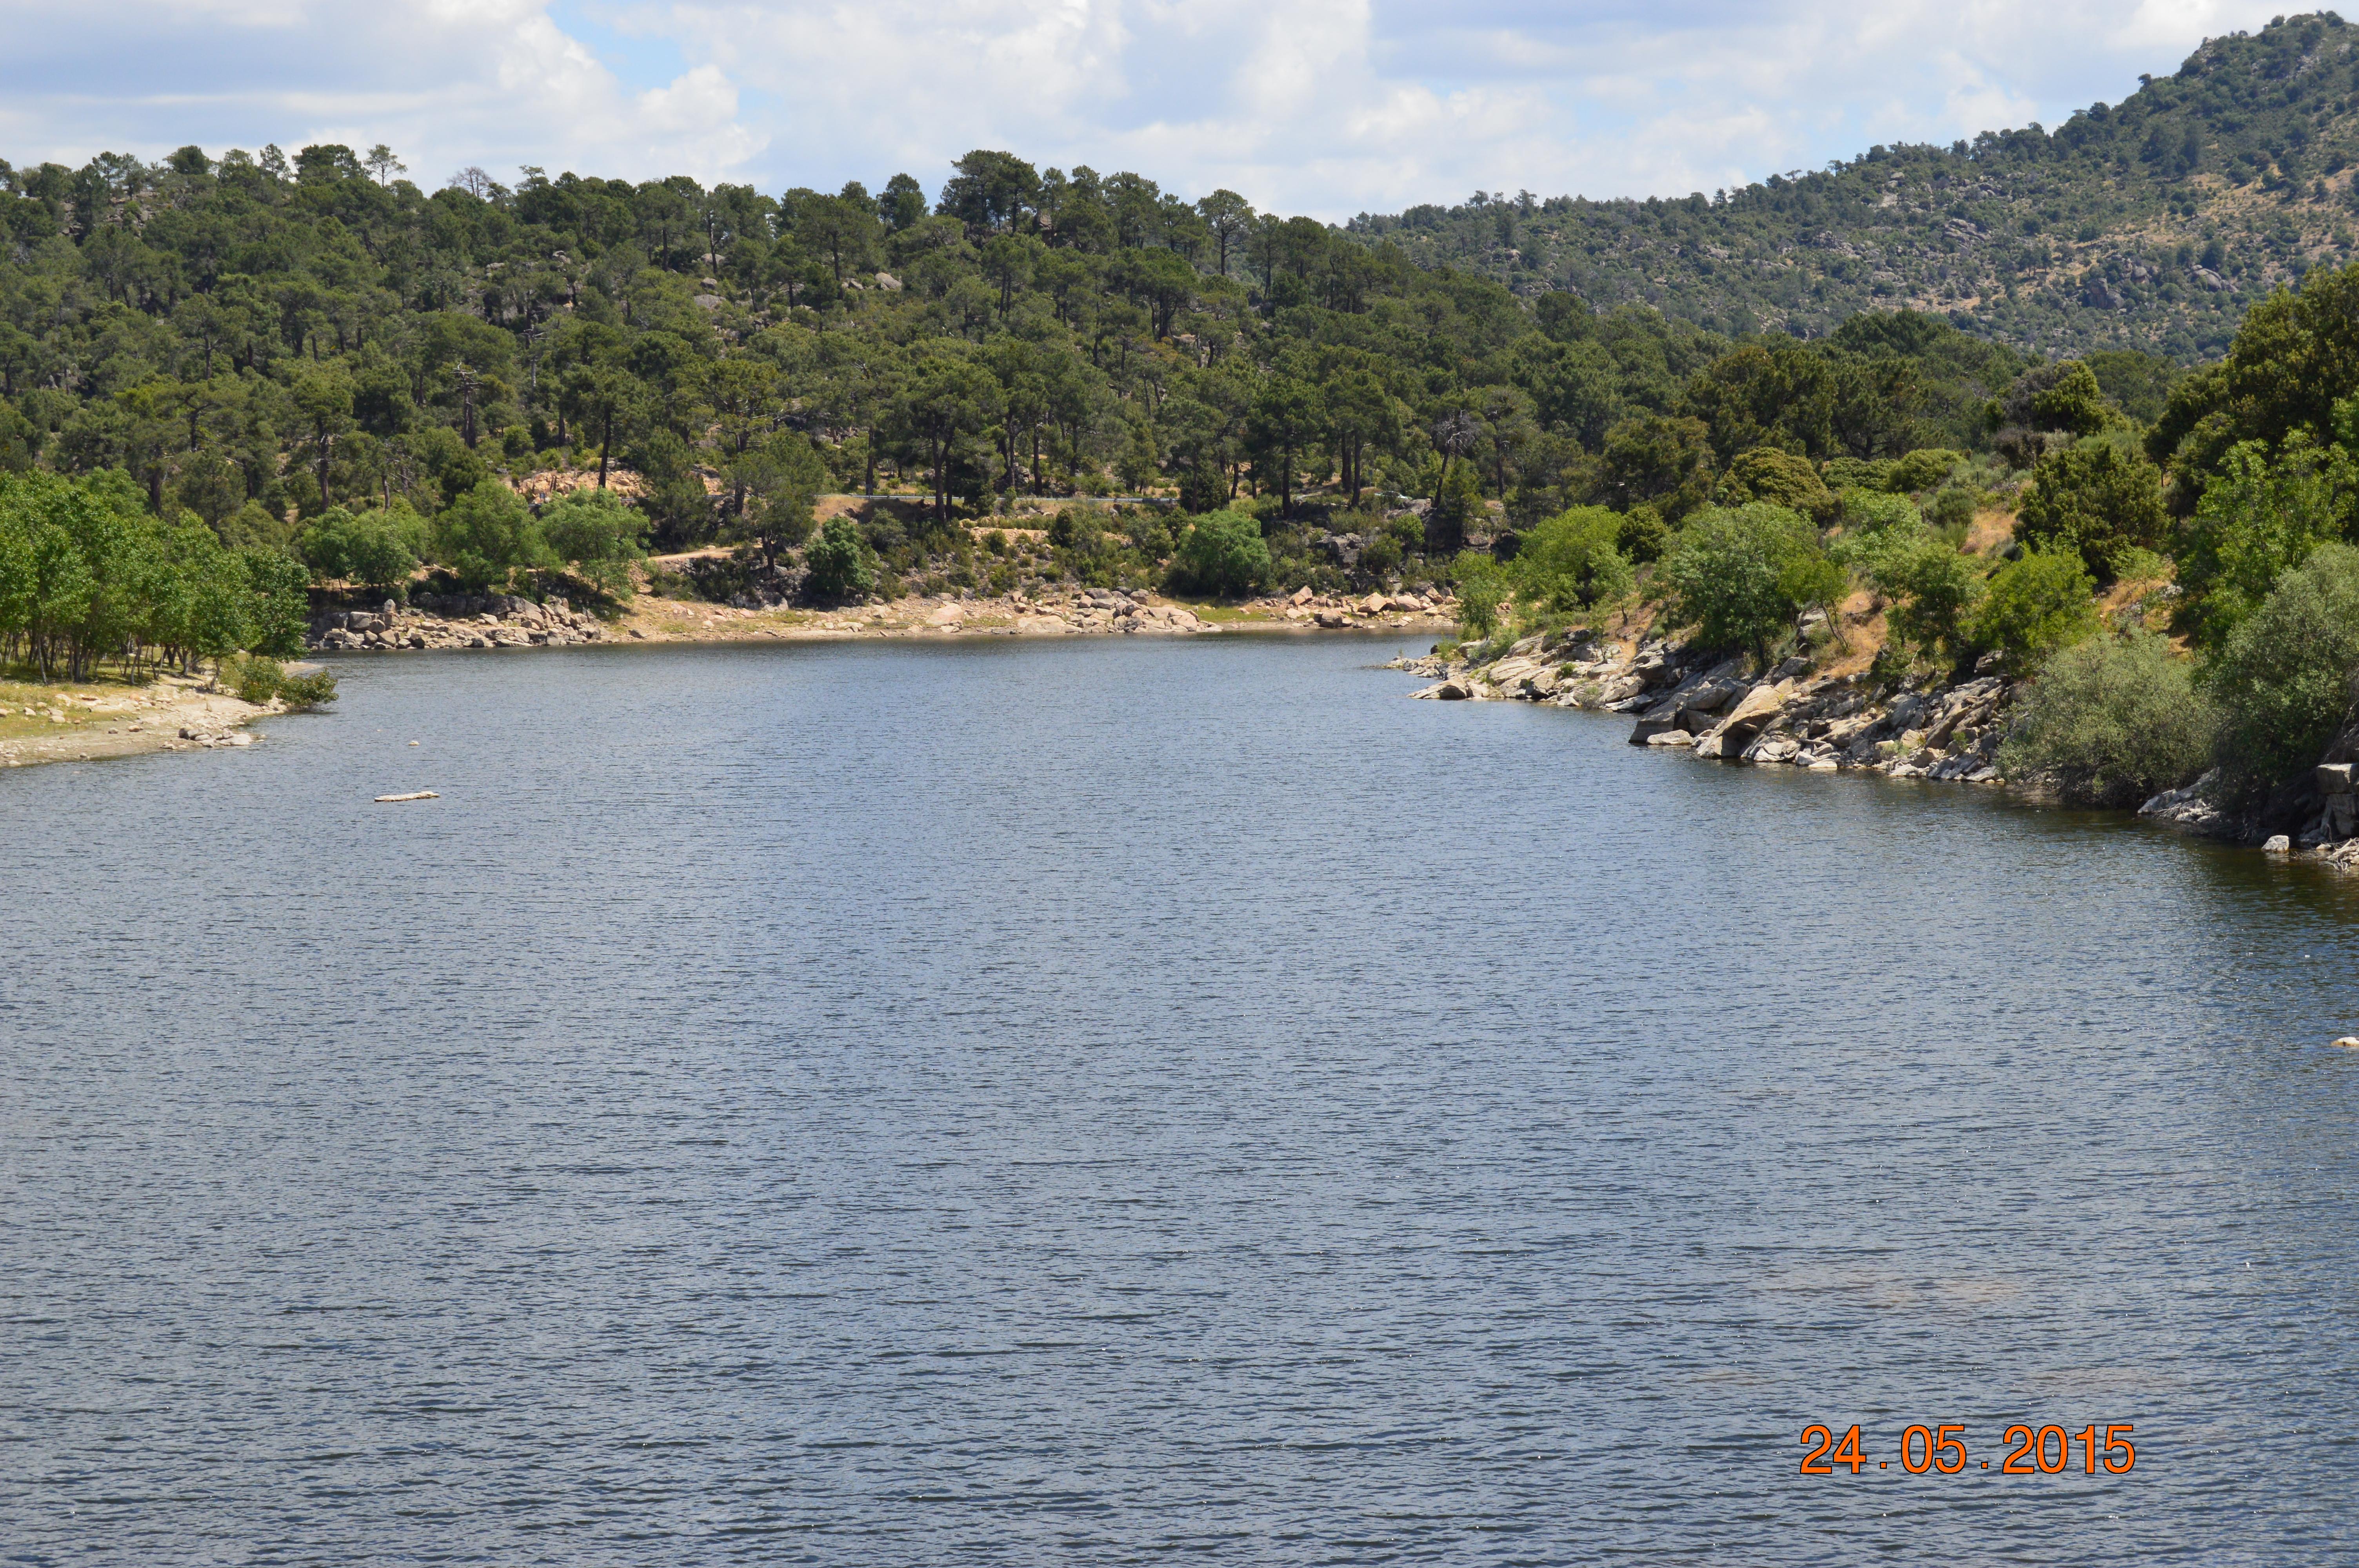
1799 1423 2136 1475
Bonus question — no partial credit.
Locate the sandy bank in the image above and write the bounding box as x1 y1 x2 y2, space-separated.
0 674 281 770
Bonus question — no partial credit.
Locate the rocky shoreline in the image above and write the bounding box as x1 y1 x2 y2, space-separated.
1394 625 2359 864
1395 628 2012 782
302 583 1458 653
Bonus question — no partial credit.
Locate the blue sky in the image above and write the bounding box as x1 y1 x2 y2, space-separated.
0 0 2299 220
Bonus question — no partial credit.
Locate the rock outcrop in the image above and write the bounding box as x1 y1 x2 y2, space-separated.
1394 629 2012 785
308 594 611 653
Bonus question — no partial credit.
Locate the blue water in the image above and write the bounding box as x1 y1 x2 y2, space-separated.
7 634 2359 1564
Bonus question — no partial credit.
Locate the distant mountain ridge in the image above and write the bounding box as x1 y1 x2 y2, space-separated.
1346 12 2359 362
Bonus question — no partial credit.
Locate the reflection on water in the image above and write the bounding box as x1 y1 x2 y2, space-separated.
6 636 2358 1564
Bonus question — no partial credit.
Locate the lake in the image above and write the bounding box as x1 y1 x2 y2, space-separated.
7 633 2359 1563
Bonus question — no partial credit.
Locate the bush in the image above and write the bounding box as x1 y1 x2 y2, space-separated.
1972 546 2098 671
2205 541 2359 795
1870 534 1983 666
1718 448 1834 521
228 654 338 710
1614 504 1669 565
1451 550 1508 639
1926 483 1977 537
2014 443 2167 580
1167 510 1270 598
1657 503 1825 661
1514 505 1632 612
1998 632 2214 807
1890 447 1968 494
803 514 876 603
1823 457 1897 492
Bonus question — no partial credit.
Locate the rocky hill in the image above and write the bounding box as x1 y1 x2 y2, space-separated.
1347 13 2359 362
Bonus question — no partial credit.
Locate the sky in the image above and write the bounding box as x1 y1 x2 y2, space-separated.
0 0 2306 220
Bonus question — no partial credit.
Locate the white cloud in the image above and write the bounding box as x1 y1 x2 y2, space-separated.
0 0 2303 217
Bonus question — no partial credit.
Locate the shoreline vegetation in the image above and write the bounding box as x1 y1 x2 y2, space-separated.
17 17 2359 849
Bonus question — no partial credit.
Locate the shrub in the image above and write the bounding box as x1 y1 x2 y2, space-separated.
1926 483 1977 538
1870 534 1983 665
2205 541 2359 795
1514 505 1632 612
803 514 876 603
227 655 338 710
1167 510 1270 598
1822 457 1897 492
1718 448 1834 521
1656 502 1825 661
1972 546 2098 670
1614 504 1669 564
2014 443 2167 580
1450 550 1508 639
1890 447 1968 494
1998 632 2214 807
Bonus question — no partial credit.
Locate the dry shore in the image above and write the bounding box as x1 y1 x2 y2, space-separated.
0 674 282 770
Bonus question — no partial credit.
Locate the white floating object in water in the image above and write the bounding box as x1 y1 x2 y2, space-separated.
2334 1037 2359 1049
373 790 440 803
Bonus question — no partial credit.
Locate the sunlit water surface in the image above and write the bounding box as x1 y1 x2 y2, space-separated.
7 635 2359 1564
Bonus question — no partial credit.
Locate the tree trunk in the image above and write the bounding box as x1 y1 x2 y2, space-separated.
597 410 613 488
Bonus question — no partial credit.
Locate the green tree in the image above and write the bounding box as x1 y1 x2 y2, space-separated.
1167 510 1270 598
1870 533 1983 666
241 547 313 657
1657 503 1824 662
803 513 874 602
1247 375 1319 517
2014 443 2166 579
1599 413 1715 521
433 480 552 592
723 433 827 571
1514 505 1632 612
298 505 423 591
2175 432 2359 651
1450 550 1508 640
1972 546 2099 670
538 486 649 593
2205 542 2359 798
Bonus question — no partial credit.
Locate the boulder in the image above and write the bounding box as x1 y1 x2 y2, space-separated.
1700 679 1795 750
1644 729 1693 747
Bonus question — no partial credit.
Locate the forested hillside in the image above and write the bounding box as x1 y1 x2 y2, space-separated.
1352 13 2359 359
0 95 2176 578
